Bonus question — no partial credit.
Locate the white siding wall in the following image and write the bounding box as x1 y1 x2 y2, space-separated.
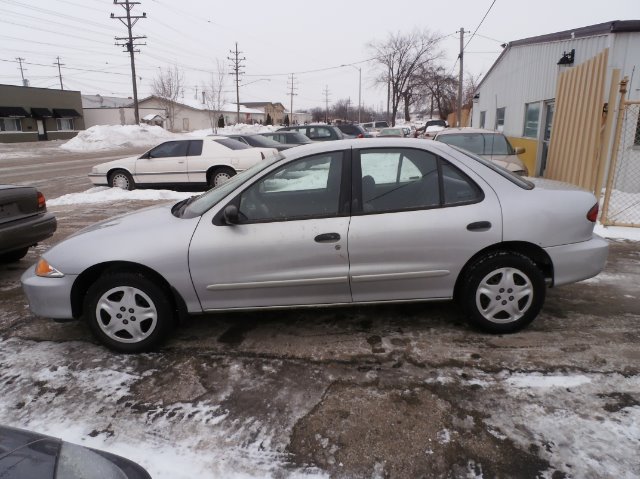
473 35 612 137
83 107 165 128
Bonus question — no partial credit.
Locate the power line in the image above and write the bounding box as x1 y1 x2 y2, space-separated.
464 0 498 51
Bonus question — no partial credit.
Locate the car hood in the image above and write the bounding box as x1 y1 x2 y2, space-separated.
43 202 200 275
93 155 138 172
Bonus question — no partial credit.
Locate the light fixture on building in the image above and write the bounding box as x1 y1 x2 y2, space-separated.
557 49 575 65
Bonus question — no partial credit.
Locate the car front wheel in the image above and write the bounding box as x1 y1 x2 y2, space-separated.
209 167 236 188
84 272 173 352
109 170 135 190
460 251 545 333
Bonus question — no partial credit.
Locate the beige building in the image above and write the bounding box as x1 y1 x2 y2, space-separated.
0 84 84 143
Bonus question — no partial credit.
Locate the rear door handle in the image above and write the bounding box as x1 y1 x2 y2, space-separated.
315 232 341 243
467 221 491 231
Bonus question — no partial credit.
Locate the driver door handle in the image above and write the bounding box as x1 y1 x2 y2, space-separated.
315 232 341 243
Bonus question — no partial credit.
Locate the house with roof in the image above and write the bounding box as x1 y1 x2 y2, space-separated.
0 84 84 143
471 20 640 179
240 102 287 125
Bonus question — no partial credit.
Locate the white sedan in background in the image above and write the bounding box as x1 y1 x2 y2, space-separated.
88 136 279 190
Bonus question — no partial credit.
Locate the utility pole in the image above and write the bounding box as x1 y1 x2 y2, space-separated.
323 85 331 123
457 27 465 127
16 57 27 86
288 73 297 125
227 42 246 125
111 0 146 124
54 56 64 89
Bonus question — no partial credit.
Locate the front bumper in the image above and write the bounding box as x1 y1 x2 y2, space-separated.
21 264 77 319
88 173 108 187
545 234 609 287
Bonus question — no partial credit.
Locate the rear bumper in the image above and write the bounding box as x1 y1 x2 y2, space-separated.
21 264 76 319
0 212 56 254
545 234 609 287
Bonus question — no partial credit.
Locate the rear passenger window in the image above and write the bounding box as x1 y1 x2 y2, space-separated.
441 161 483 205
188 140 203 156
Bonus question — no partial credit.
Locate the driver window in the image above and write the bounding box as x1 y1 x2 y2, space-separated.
238 152 343 222
148 141 189 159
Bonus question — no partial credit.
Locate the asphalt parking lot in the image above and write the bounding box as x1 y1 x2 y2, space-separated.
1 143 639 478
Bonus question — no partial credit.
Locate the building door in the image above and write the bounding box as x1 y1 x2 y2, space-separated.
537 101 554 176
36 120 47 141
182 118 189 131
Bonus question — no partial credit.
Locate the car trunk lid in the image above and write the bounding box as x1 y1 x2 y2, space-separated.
0 185 41 226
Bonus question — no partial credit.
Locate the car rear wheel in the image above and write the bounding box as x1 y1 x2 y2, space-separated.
460 251 545 333
0 247 29 263
84 272 173 352
209 167 236 188
109 170 135 190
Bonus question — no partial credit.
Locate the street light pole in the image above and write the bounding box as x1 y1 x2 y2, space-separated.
342 64 362 123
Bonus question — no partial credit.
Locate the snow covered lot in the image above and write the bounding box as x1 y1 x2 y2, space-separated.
1 133 639 478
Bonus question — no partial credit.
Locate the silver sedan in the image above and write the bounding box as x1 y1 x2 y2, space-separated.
22 139 608 352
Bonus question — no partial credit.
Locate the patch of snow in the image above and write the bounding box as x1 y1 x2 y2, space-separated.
48 186 194 206
60 124 183 152
595 223 640 242
505 374 592 389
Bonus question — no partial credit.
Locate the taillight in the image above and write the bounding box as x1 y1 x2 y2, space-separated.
37 191 46 210
586 203 598 222
357 133 364 138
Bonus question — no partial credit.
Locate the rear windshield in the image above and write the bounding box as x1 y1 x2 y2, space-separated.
241 135 282 148
437 133 514 156
450 145 534 190
214 138 251 150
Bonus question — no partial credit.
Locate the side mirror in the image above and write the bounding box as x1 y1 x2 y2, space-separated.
223 204 239 224
514 146 526 155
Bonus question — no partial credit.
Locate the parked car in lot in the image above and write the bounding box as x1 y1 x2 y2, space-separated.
222 133 293 152
23 138 608 352
0 425 151 479
378 127 408 137
361 120 389 130
88 137 279 190
277 124 346 141
416 118 448 137
335 123 373 138
260 130 313 146
434 128 529 175
0 185 56 263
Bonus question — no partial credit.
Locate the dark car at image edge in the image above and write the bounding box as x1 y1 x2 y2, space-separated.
0 185 56 263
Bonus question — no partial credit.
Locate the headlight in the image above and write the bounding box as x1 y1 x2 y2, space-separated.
35 258 65 278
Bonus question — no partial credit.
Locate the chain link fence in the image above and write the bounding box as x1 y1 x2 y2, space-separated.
601 102 640 226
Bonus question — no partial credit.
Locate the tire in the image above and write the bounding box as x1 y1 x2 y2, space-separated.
0 247 29 263
460 251 545 334
83 272 173 352
109 170 135 190
209 167 236 188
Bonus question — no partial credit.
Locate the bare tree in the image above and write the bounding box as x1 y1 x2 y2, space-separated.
152 65 184 131
203 60 227 134
416 65 457 119
369 30 442 125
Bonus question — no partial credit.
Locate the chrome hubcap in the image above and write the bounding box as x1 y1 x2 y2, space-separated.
475 267 533 323
112 174 130 189
95 286 157 343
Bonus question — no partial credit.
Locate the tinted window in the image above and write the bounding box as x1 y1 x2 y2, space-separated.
242 135 282 148
188 140 203 156
437 133 514 156
308 127 332 140
441 162 483 205
214 138 252 150
359 148 439 213
148 141 189 158
238 152 343 222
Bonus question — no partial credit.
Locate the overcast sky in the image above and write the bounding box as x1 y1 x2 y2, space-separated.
1 0 638 114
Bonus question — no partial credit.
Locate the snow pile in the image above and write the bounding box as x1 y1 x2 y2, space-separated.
60 124 182 152
186 123 279 138
48 186 194 206
595 223 640 241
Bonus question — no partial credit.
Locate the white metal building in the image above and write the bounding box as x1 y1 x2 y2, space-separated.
471 20 640 176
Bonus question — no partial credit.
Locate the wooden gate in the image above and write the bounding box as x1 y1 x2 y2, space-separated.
544 49 615 193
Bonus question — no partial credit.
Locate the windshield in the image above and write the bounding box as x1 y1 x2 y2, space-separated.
436 133 514 156
214 138 252 150
181 154 283 218
242 135 282 148
286 132 312 143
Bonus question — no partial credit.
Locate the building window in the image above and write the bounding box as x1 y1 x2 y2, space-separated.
56 118 74 131
635 112 640 146
495 108 505 132
479 111 486 129
0 118 21 132
523 102 540 138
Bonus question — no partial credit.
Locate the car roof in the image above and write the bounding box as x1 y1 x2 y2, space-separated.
436 127 503 136
279 137 453 158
